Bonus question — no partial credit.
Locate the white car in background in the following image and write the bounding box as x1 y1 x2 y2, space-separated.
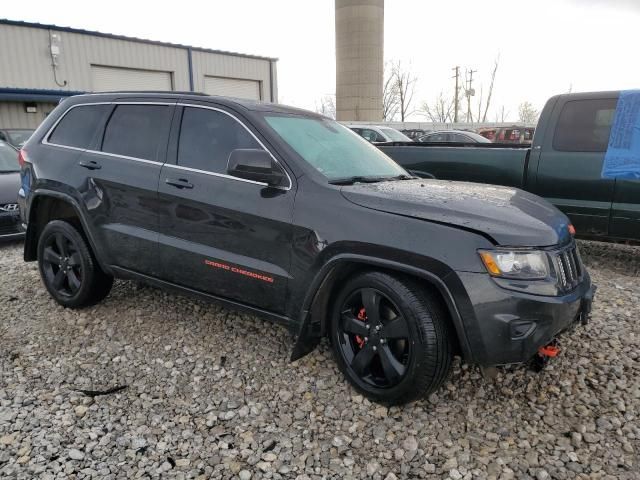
345 124 413 143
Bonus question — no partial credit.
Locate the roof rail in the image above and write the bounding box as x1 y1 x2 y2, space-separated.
100 90 209 96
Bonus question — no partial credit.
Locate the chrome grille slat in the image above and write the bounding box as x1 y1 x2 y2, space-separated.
553 244 583 292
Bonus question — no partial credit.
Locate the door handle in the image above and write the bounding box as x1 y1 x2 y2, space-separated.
165 178 194 189
78 160 101 170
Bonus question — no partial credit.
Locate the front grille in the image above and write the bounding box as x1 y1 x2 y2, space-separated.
0 223 20 236
552 244 583 292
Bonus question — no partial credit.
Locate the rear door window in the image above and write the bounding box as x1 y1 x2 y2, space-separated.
101 104 172 161
177 106 261 173
553 98 617 152
48 104 111 149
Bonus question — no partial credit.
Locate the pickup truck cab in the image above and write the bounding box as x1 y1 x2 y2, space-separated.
381 91 640 242
19 92 594 404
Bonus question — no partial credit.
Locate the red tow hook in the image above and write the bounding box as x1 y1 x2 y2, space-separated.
538 343 560 358
531 340 560 372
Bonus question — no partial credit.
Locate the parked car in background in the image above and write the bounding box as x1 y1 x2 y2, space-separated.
380 91 639 242
477 126 536 144
401 128 430 140
0 128 35 149
418 130 492 144
19 92 594 405
346 125 413 143
0 140 23 240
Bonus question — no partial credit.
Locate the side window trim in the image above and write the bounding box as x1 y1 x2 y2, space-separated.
174 102 292 190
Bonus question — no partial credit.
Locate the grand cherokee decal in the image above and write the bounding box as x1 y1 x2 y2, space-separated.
204 259 274 283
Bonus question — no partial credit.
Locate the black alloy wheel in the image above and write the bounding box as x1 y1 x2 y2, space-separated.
330 271 453 404
41 232 83 297
37 220 113 308
337 287 410 389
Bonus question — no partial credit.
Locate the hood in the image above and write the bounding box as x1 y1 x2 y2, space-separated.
341 179 571 247
0 172 21 205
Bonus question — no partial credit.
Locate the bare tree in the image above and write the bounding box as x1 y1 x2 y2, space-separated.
315 95 336 119
382 63 399 121
494 105 509 122
421 92 455 123
481 56 499 122
518 101 539 123
461 55 500 123
389 60 417 122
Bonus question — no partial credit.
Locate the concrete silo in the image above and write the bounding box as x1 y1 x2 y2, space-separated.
335 0 384 121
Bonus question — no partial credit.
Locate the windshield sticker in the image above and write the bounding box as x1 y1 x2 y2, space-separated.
204 259 274 284
602 90 640 179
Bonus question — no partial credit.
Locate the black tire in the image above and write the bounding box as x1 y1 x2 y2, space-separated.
330 271 453 405
37 220 113 308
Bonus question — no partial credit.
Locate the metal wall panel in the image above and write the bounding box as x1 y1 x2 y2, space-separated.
204 76 260 100
0 101 57 129
191 50 273 101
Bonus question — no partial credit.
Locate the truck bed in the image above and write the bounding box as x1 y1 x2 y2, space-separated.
379 142 531 189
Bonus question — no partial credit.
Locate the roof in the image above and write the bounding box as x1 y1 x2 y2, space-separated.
0 18 278 62
61 91 320 117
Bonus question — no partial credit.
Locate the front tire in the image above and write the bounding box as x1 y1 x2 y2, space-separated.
37 220 113 308
330 271 453 405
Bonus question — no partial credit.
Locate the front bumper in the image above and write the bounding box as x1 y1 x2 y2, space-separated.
0 212 24 241
455 271 594 366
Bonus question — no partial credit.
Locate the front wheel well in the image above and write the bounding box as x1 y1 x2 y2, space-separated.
24 196 85 261
309 262 464 359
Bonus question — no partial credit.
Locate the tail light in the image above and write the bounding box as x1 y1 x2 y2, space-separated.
18 149 27 168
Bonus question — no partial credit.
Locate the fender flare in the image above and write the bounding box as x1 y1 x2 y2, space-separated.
25 189 110 273
290 253 475 363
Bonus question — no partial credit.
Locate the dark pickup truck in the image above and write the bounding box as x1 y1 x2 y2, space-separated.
381 91 640 242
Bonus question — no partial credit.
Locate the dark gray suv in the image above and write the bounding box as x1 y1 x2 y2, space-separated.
18 92 595 404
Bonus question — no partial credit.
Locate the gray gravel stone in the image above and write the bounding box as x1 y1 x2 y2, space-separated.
0 239 638 479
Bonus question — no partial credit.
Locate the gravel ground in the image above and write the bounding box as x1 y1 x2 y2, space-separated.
0 239 638 480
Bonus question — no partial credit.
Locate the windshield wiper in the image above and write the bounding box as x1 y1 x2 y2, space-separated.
383 174 414 181
0 170 20 174
328 176 390 185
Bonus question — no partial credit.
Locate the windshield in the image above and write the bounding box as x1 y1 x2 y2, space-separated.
6 129 33 147
379 127 412 142
264 115 407 181
0 142 19 173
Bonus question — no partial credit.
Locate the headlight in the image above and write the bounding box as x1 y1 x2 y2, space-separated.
478 249 549 280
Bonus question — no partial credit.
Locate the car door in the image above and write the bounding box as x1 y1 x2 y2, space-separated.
156 104 295 314
71 101 175 275
532 97 617 237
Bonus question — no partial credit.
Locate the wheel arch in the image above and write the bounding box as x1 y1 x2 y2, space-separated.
24 190 109 273
290 254 475 363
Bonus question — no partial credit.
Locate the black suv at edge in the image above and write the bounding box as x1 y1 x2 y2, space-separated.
18 92 595 404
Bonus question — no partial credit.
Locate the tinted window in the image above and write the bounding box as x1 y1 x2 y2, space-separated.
102 104 171 161
49 104 111 149
177 107 261 173
553 98 617 152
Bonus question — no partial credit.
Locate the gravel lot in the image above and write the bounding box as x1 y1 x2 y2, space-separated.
0 240 638 480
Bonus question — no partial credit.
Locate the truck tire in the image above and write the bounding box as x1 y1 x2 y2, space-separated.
37 220 113 308
330 271 453 405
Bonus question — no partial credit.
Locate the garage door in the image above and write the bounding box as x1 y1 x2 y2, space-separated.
204 76 261 100
91 65 173 92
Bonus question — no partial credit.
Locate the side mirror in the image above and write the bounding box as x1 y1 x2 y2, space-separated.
227 149 286 187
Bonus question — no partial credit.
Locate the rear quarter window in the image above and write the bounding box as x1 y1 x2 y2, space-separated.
552 98 617 152
48 104 111 149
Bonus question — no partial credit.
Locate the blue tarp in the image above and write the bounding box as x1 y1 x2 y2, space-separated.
602 90 640 179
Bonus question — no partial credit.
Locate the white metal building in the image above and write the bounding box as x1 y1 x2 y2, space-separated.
0 19 278 129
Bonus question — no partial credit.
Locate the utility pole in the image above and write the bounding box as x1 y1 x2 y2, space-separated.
452 66 460 123
466 69 477 123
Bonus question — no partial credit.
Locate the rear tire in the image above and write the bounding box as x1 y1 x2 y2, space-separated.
37 220 113 308
330 271 453 405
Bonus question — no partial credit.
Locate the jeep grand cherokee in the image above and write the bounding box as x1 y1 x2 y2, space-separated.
18 93 595 404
